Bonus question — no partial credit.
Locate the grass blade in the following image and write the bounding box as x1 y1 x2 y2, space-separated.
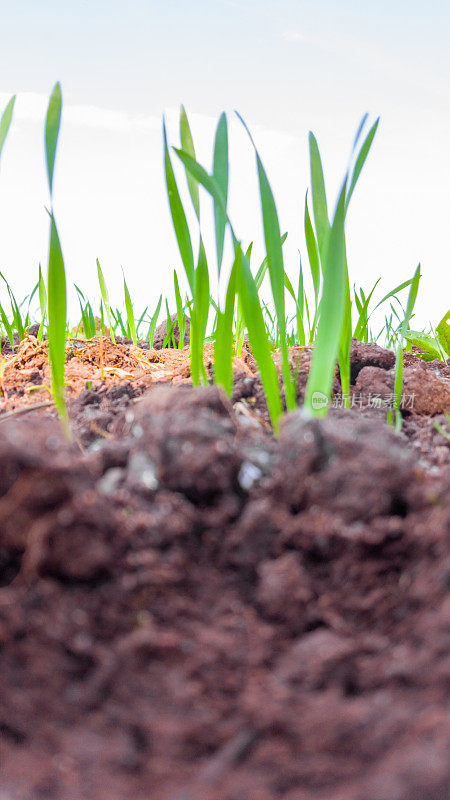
123 272 137 345
404 331 444 361
236 241 283 431
148 294 162 347
180 106 200 219
45 83 62 198
97 258 115 343
0 303 14 348
304 180 348 416
44 83 68 432
304 193 321 303
174 269 186 349
436 311 450 356
308 132 330 261
47 214 68 429
346 117 380 209
214 256 237 395
213 113 229 274
0 95 15 168
237 112 296 411
163 119 195 293
391 264 421 430
190 239 210 385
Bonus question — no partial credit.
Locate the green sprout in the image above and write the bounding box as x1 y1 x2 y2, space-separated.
45 81 70 436
97 259 115 343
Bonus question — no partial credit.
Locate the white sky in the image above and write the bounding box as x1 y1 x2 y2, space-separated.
0 0 449 330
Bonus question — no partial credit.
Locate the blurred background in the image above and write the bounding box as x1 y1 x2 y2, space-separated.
0 0 449 327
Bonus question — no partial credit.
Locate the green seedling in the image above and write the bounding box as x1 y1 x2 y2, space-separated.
112 308 127 337
122 271 137 344
162 299 176 348
74 285 96 338
135 306 148 339
237 113 296 411
174 131 284 429
404 311 450 362
148 294 162 347
173 269 186 349
97 259 115 343
45 82 70 435
388 264 421 431
34 268 47 340
0 273 26 342
436 311 450 356
0 95 15 169
404 330 446 362
304 179 348 415
0 90 433 439
434 413 450 442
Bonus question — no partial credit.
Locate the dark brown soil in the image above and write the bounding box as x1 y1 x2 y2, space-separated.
0 339 449 800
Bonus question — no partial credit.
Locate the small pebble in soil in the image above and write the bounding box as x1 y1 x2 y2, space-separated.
126 451 159 492
238 460 263 491
97 467 125 496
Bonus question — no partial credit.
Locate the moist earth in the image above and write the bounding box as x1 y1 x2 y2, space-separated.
0 339 449 800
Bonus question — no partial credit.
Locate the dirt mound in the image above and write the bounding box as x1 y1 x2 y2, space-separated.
0 381 449 800
0 335 257 416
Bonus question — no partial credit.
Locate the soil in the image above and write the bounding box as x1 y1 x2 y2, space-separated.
0 333 449 800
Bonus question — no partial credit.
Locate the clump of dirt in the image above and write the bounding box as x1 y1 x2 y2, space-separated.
152 312 191 349
349 338 397 381
355 362 450 416
0 335 254 414
0 374 449 800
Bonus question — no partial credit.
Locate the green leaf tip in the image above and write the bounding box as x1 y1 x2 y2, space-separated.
436 310 450 357
0 95 16 167
45 82 62 198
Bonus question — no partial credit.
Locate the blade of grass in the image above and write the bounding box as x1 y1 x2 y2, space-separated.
136 306 148 339
436 310 450 356
179 106 200 219
304 180 348 416
148 294 162 347
45 82 69 434
47 213 68 429
0 273 25 341
163 119 195 294
237 113 296 411
304 193 321 304
391 264 421 430
236 240 283 431
0 303 14 348
213 112 229 274
308 132 330 262
97 258 115 343
337 255 352 408
404 331 444 361
214 255 237 395
45 83 62 197
353 278 381 339
123 271 137 345
345 117 380 210
235 242 253 355
284 269 305 347
190 238 210 384
174 269 186 349
0 95 15 167
194 238 210 379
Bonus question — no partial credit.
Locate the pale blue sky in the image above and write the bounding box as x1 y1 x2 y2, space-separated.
3 1 449 122
0 0 449 326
